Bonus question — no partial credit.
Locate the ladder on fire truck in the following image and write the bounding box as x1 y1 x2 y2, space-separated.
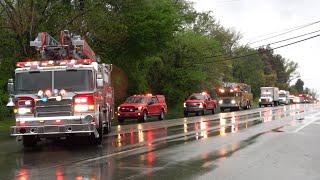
30 30 97 61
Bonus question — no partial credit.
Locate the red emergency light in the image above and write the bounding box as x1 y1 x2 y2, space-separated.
16 59 94 68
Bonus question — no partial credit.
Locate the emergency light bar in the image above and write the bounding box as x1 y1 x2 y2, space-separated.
16 59 94 68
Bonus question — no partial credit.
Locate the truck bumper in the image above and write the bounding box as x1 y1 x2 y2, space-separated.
118 111 143 119
11 115 98 137
219 103 239 108
184 107 204 113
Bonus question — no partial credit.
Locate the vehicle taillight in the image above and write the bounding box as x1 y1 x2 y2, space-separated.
15 97 35 115
74 94 95 112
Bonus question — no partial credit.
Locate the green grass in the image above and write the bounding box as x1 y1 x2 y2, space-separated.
0 118 15 141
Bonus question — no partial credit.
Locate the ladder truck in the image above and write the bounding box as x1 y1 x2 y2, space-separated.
6 30 114 147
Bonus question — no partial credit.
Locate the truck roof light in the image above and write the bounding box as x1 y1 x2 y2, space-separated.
45 90 52 97
16 59 94 68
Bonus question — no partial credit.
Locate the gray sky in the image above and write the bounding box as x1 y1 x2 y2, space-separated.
191 0 320 93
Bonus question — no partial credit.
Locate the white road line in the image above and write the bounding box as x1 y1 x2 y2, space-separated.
294 115 320 133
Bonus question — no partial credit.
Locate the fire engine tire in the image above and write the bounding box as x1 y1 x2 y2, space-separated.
90 113 103 145
22 135 37 147
212 108 215 114
220 108 224 112
159 110 165 120
196 112 200 116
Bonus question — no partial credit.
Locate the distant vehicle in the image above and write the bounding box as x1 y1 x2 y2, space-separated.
117 94 167 123
259 87 279 107
279 90 290 105
288 95 295 104
293 96 301 104
298 94 311 103
216 82 253 112
183 92 217 117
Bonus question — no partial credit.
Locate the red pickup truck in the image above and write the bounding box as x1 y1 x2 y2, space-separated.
183 92 217 117
117 94 167 123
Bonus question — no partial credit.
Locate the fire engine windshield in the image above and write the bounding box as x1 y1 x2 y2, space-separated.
15 70 94 94
125 97 148 103
15 72 52 94
54 70 94 91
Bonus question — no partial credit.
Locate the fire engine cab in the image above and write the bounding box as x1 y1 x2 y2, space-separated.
6 30 114 147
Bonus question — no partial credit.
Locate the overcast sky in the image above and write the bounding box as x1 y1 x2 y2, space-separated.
191 0 320 93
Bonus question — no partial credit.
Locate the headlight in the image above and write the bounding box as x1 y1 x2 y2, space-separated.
231 100 236 104
219 100 223 104
137 106 143 111
183 103 186 108
117 107 120 111
259 99 261 102
17 107 32 115
199 103 203 108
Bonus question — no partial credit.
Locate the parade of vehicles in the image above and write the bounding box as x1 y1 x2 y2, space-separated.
216 82 253 112
117 94 167 123
259 87 280 107
6 30 114 147
183 92 217 116
279 90 290 105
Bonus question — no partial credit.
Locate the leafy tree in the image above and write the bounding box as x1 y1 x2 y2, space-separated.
295 79 304 93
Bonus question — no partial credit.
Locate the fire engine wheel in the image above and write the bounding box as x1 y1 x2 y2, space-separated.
90 113 104 145
212 108 215 114
22 135 37 147
159 110 165 120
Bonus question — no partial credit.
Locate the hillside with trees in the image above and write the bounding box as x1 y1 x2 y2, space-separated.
0 0 305 117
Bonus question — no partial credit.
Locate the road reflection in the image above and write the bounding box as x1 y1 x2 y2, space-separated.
10 104 317 180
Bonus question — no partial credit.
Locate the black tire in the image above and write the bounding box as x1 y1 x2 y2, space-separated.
22 135 37 148
201 110 205 116
140 111 147 122
103 121 111 134
212 108 215 114
118 118 124 124
159 110 165 120
90 113 104 145
196 112 200 116
184 111 188 117
220 107 224 112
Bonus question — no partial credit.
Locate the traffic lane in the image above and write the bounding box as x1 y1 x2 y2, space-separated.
46 104 316 179
110 104 306 135
3 104 312 180
197 111 320 180
11 104 317 179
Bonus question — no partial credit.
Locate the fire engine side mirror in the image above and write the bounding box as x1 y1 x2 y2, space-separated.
7 79 14 95
97 78 104 88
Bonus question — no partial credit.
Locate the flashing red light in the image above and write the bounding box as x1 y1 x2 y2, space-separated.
146 93 153 96
16 59 95 68
45 90 52 97
60 89 66 96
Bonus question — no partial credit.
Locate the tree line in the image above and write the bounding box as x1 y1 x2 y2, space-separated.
0 0 309 117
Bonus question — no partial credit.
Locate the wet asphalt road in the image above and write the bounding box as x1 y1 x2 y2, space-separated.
1 104 320 180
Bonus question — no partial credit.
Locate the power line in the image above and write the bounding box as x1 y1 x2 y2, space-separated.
196 29 320 60
192 33 320 65
253 29 320 48
247 20 320 45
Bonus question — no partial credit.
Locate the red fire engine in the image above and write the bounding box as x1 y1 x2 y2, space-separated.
7 30 114 147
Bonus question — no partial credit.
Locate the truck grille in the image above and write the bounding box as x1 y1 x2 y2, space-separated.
186 103 200 108
222 99 231 104
120 106 136 112
35 99 72 117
